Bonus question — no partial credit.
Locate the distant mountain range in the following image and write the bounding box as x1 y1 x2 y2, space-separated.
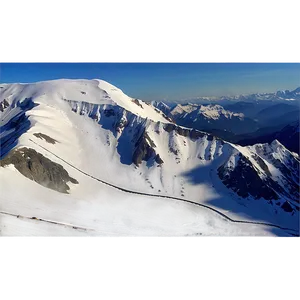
156 103 259 135
152 87 300 154
168 87 300 105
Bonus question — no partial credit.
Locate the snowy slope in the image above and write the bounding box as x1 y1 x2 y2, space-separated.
2 164 280 237
0 79 299 236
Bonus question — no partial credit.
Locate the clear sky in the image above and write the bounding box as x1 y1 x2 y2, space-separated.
0 63 299 101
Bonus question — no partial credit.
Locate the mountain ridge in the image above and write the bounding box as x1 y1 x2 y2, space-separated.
1 79 299 236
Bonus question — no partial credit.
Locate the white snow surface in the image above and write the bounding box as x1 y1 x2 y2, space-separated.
0 79 298 236
170 103 244 120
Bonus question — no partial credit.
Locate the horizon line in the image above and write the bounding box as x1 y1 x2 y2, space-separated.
1 78 299 101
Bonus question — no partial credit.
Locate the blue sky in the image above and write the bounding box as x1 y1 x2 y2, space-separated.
0 63 299 101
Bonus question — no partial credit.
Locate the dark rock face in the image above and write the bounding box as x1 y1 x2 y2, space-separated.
131 99 143 109
90 114 99 121
218 150 299 212
218 154 279 200
164 124 176 133
275 166 299 203
0 147 78 193
132 130 161 166
190 129 205 140
281 201 294 212
251 154 272 177
253 143 300 203
169 147 179 156
0 99 9 112
164 124 199 138
175 127 190 137
115 117 128 133
33 133 58 144
162 114 173 122
155 154 164 165
103 109 115 117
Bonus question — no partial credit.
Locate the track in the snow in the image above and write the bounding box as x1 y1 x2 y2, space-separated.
29 139 299 236
0 210 97 231
0 211 122 236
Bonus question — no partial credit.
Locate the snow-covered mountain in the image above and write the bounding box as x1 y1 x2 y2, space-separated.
0 79 299 236
152 96 299 153
150 100 172 117
153 102 259 136
238 121 300 155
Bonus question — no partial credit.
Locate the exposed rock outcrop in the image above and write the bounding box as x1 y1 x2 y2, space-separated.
0 99 9 112
154 154 164 165
131 99 143 109
115 116 128 133
163 124 189 137
103 109 115 117
162 114 173 123
0 147 78 193
33 133 59 144
218 153 279 200
281 201 294 212
251 153 272 177
132 130 163 166
164 123 218 141
190 129 205 140
163 124 177 133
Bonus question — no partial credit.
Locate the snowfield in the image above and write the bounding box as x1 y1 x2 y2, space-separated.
1 164 279 236
0 79 299 236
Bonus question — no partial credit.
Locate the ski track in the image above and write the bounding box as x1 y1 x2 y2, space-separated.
27 139 299 235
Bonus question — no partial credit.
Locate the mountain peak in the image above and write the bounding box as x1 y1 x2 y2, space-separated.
271 139 282 147
0 79 170 124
